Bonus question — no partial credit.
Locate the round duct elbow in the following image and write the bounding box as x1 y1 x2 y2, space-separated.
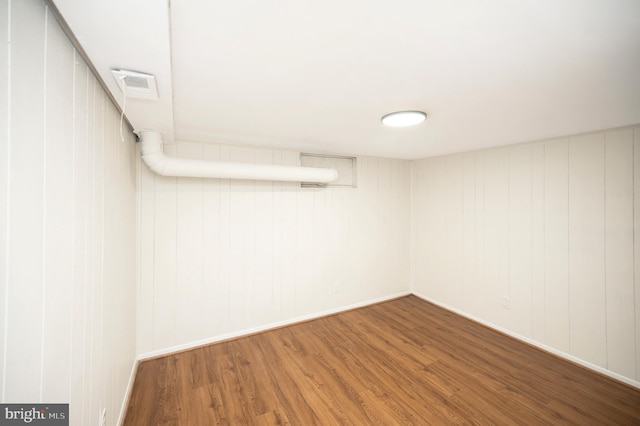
138 131 339 184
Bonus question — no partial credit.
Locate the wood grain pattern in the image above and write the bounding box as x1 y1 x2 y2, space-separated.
124 296 640 425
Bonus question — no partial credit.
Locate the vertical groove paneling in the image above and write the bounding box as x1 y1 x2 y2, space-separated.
445 155 464 307
530 143 545 342
409 160 423 292
635 126 640 381
508 144 532 337
544 138 570 352
473 152 485 320
279 150 298 320
137 145 155 354
568 133 606 365
88 82 104 420
294 179 314 314
70 52 88 423
604 127 634 377
377 158 391 296
271 150 284 316
432 159 447 300
41 4 73 400
201 144 221 338
2 1 137 423
482 149 509 326
39 7 48 401
0 0 9 401
218 146 232 331
395 159 411 293
104 95 115 418
153 144 177 350
253 148 275 323
139 143 411 354
227 146 254 329
411 125 640 384
5 0 46 400
462 153 476 314
313 181 328 310
357 158 376 299
176 142 204 344
396 160 409 292
92 83 106 420
84 72 98 425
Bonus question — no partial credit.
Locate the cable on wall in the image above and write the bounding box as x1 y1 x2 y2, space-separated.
118 75 127 142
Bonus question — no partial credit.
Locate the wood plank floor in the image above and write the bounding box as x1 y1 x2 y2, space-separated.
123 296 640 425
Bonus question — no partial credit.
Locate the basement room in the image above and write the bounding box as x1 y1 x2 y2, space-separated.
1 0 640 424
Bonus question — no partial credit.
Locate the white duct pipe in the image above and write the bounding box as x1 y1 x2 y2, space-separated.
138 131 339 184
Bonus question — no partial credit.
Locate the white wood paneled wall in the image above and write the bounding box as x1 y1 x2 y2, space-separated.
0 0 137 424
137 141 410 355
411 125 640 383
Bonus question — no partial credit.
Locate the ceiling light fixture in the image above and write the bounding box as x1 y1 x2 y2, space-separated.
381 110 427 127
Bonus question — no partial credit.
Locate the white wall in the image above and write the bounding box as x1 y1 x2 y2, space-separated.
4 2 639 422
411 125 640 384
0 0 137 424
137 141 410 355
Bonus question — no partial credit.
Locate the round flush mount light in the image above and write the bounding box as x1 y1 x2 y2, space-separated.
381 110 427 127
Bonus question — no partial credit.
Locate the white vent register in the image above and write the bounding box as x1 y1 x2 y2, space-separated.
111 69 159 100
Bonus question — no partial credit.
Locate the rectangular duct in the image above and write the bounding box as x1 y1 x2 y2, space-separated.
300 153 356 188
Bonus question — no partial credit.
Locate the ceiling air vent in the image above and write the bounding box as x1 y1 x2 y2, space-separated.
111 69 158 100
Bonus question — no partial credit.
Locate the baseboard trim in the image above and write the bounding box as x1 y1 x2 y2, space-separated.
117 359 139 426
134 290 640 390
412 292 640 390
137 291 411 361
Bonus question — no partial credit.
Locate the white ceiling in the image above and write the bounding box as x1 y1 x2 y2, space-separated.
53 0 640 160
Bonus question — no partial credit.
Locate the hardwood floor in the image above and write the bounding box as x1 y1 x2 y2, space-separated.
123 296 640 425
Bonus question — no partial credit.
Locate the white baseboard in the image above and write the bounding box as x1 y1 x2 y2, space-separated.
137 291 411 361
134 290 640 390
117 359 139 426
411 292 640 390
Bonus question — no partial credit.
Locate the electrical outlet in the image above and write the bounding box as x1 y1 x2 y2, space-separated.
332 281 341 294
501 296 511 310
99 408 106 426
